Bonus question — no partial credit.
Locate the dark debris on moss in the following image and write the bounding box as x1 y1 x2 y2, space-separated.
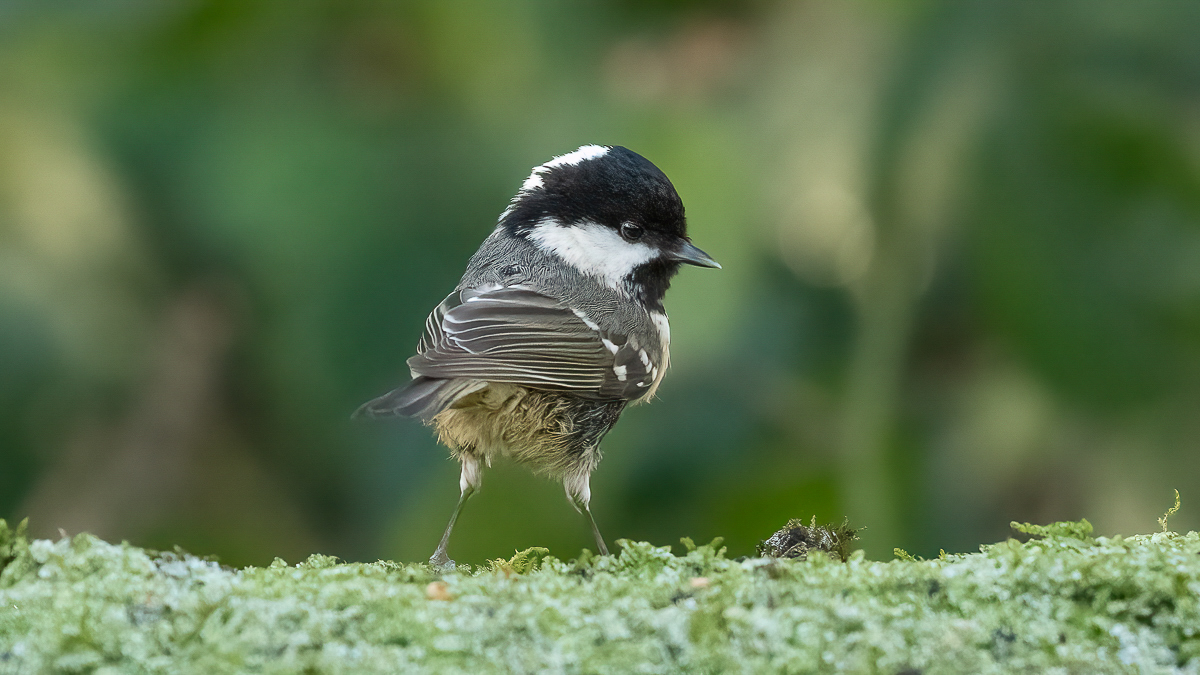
756 516 859 561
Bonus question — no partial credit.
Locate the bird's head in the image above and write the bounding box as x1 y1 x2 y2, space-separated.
500 145 719 310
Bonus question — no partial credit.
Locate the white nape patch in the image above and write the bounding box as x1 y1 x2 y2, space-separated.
601 338 619 354
613 364 627 382
571 308 600 331
500 146 610 223
542 144 609 169
528 218 659 290
521 173 544 192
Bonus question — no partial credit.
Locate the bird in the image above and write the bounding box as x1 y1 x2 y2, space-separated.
356 144 720 568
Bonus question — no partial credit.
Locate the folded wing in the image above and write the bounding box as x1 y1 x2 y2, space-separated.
411 285 659 399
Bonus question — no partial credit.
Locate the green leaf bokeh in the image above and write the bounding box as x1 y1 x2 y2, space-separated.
1 0 1198 565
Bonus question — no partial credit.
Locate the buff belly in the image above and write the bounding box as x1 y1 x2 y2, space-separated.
430 383 627 480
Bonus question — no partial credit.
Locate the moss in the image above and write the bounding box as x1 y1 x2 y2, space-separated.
1010 518 1094 541
1 519 1199 673
486 547 551 575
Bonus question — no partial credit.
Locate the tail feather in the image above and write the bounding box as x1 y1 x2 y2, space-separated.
354 377 485 421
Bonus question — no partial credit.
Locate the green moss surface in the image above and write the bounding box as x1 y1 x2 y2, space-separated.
2 519 1199 674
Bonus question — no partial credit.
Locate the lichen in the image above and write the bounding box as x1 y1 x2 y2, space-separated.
1 518 1199 673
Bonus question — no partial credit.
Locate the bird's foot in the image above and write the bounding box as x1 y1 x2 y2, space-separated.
428 550 456 571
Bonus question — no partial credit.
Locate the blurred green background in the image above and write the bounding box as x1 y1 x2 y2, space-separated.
2 0 1199 566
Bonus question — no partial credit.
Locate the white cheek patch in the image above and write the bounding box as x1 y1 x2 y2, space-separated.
528 218 659 289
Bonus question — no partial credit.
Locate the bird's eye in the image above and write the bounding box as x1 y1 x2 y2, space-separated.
620 223 644 241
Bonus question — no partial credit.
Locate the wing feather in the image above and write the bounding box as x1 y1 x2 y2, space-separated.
407 286 657 400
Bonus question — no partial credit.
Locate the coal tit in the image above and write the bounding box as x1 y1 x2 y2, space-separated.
357 145 720 567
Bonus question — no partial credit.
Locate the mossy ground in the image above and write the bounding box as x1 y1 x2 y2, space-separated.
1 519 1199 674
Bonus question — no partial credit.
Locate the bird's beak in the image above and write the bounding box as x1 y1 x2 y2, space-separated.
672 240 721 269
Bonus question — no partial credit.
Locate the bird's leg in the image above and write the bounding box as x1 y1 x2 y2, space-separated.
429 487 473 569
429 456 482 570
584 505 610 557
564 472 609 556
